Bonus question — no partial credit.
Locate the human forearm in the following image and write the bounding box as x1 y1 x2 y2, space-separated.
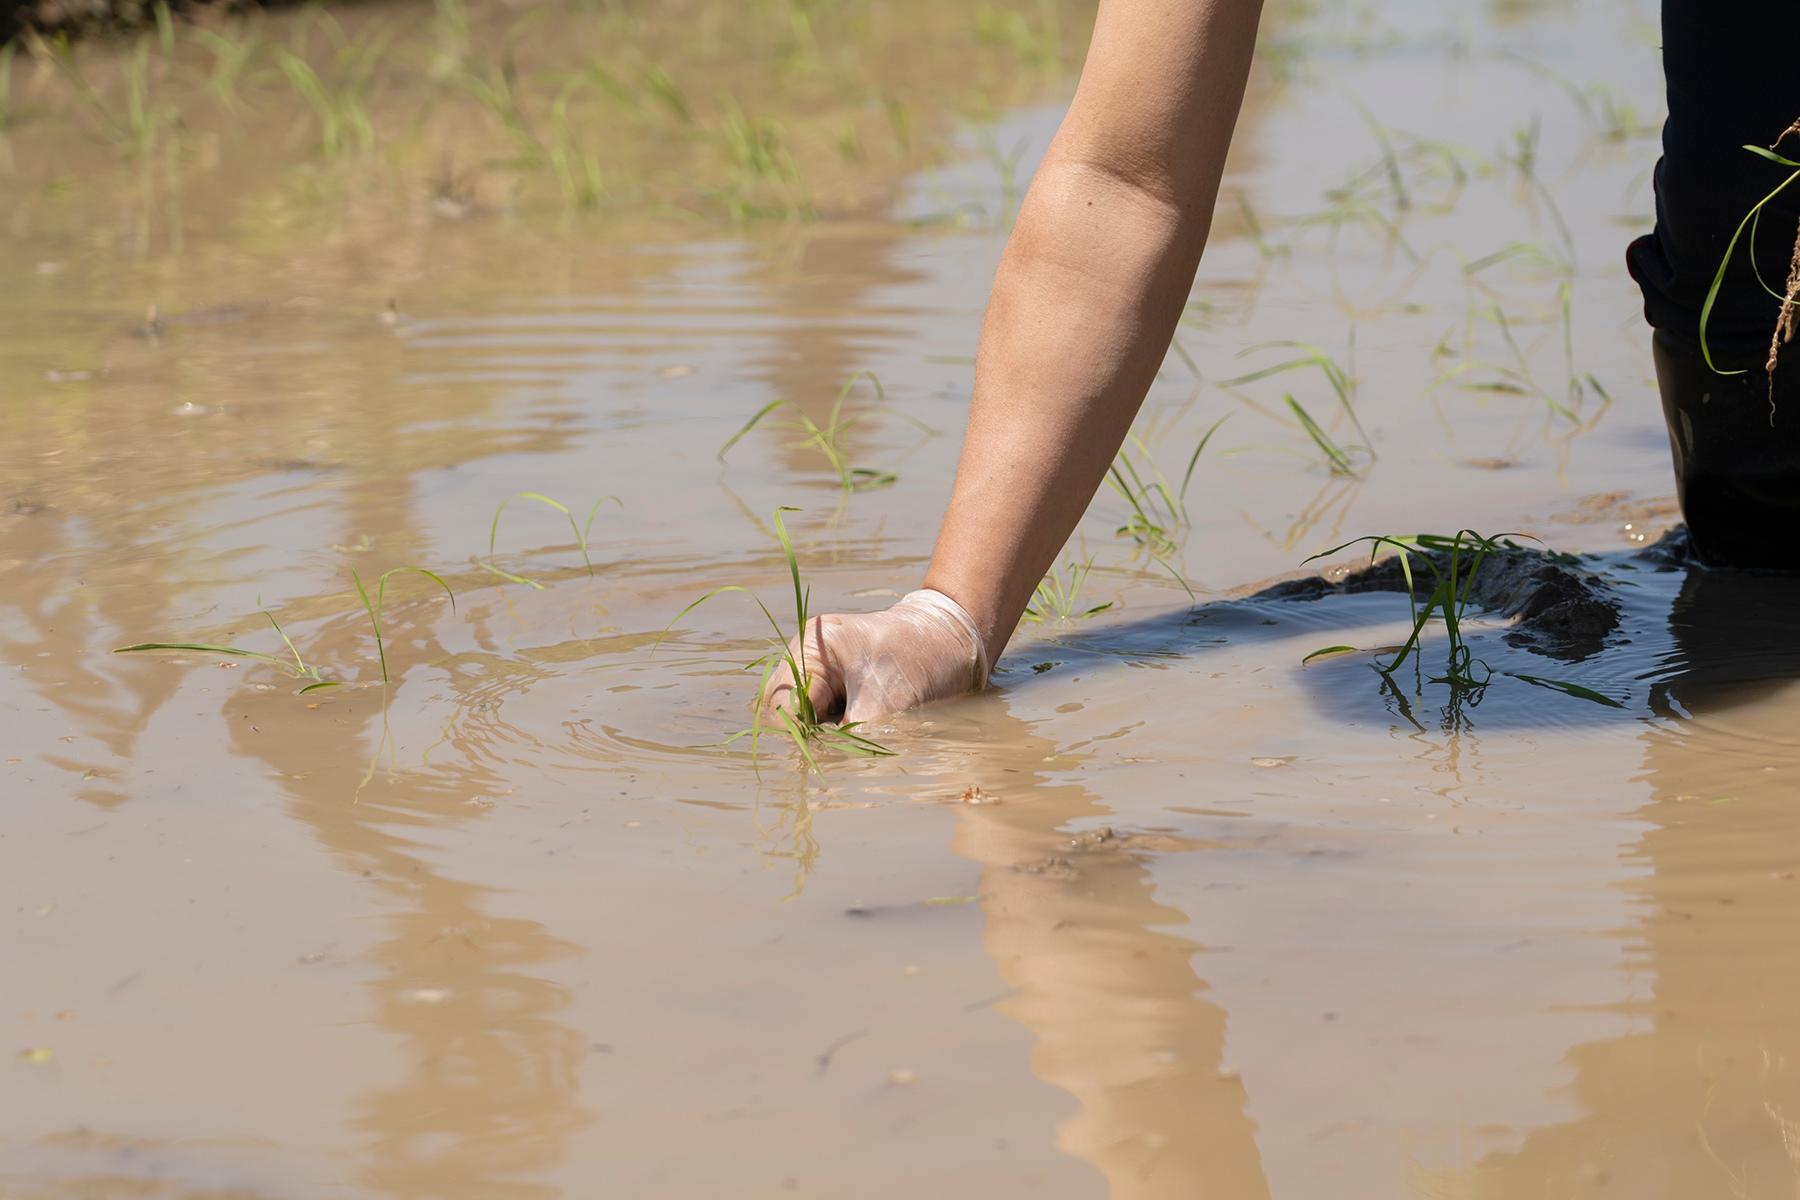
922 162 1212 658
922 0 1261 664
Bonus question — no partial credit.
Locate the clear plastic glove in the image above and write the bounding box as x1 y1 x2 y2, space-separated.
759 589 990 725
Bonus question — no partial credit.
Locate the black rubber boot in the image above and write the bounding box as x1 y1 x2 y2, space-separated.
1654 331 1800 569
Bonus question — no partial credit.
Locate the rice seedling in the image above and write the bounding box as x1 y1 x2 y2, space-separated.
1234 191 1287 260
0 42 16 131
658 507 894 774
152 1 176 56
722 101 794 183
643 67 692 124
835 122 864 163
719 372 909 492
192 27 260 112
1505 119 1577 268
1285 394 1356 475
1300 531 1623 708
278 50 374 157
115 606 341 694
1105 415 1227 554
1022 558 1114 624
881 92 911 152
545 86 606 208
457 60 538 159
973 0 1063 70
350 566 456 685
481 491 617 587
51 35 179 158
1500 54 1653 143
1221 340 1374 469
978 129 1031 219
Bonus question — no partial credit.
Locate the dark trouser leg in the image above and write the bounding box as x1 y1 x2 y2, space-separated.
1630 0 1800 567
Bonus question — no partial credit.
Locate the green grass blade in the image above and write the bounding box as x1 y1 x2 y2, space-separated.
1505 672 1626 708
1699 166 1800 374
719 399 788 460
1178 415 1229 513
263 609 308 676
114 642 292 669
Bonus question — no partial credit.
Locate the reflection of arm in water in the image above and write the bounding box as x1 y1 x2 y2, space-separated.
761 0 1265 723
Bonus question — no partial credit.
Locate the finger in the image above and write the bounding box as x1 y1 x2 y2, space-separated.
758 619 842 720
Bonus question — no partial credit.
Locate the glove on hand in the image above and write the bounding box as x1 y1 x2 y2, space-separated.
760 589 989 725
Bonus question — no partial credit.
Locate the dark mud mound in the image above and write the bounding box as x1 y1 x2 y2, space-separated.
5 0 314 44
1253 540 1626 662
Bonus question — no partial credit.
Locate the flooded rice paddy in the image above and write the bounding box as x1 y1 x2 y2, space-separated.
8 0 1800 1196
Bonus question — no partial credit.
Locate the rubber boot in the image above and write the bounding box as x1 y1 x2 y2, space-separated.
1654 331 1800 569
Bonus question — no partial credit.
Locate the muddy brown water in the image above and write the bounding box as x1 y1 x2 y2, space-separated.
9 0 1800 1196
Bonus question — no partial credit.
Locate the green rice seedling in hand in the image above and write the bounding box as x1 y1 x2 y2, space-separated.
658 508 893 774
1022 558 1114 623
116 607 340 694
351 567 456 685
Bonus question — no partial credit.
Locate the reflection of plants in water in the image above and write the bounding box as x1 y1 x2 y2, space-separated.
660 507 894 774
719 371 917 493
1023 557 1114 624
1300 530 1624 711
753 791 822 900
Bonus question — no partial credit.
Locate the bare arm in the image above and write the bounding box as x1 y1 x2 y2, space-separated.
764 0 1262 723
927 0 1264 662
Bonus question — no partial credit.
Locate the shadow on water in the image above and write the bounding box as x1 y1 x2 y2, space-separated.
1015 536 1800 735
934 551 1800 1197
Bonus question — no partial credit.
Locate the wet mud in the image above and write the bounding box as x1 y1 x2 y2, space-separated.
1255 537 1624 661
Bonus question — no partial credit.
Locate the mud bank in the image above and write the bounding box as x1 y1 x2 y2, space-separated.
1255 538 1630 661
3 0 306 43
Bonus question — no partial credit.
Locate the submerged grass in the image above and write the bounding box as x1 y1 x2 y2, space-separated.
659 507 893 774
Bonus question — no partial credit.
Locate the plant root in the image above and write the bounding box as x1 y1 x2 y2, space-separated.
1767 118 1800 420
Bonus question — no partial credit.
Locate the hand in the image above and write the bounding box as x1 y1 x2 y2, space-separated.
759 590 989 725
